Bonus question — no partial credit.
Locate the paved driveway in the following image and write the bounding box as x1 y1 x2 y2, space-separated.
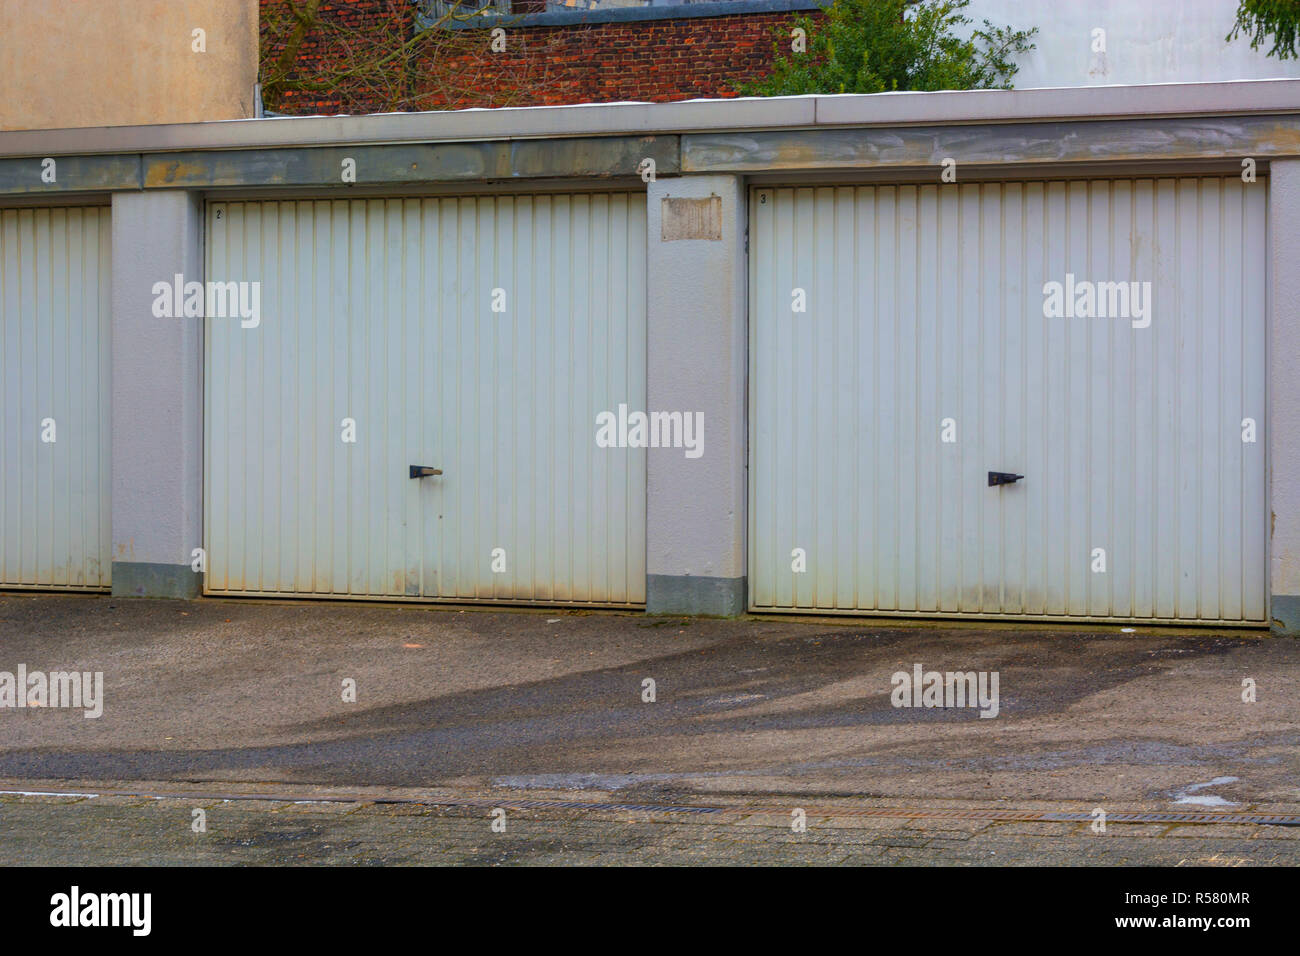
4 593 1297 865
1 594 1296 806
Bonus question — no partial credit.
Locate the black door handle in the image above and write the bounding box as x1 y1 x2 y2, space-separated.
988 471 1024 487
410 465 443 478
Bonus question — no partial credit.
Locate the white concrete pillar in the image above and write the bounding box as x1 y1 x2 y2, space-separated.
110 190 204 597
645 174 747 615
1270 160 1300 634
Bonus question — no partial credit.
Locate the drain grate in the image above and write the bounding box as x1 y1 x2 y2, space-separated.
5 787 1298 826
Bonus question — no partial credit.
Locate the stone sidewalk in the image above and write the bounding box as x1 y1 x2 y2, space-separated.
2 785 1296 866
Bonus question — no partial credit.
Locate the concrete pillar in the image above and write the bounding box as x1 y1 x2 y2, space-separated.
1271 160 1300 635
110 190 204 598
645 174 747 615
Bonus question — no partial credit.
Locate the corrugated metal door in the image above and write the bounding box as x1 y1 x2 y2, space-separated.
750 178 1268 623
205 194 646 604
0 206 112 589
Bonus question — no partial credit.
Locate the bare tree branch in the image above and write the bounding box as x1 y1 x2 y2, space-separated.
260 0 573 114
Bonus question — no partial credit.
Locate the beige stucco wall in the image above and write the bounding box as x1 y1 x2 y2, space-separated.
0 0 259 131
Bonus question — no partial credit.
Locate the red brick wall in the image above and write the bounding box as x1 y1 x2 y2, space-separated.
261 0 416 115
414 11 811 110
261 0 816 114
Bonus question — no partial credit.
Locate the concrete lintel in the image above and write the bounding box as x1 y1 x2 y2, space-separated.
683 113 1300 173
811 81 1300 128
140 136 679 189
3 80 1298 161
0 154 141 194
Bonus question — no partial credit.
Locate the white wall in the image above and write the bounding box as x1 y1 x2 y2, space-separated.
967 0 1300 88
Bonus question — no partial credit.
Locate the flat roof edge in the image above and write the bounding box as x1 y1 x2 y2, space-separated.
3 79 1300 159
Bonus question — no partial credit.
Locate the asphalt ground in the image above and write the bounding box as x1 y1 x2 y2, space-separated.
0 593 1296 865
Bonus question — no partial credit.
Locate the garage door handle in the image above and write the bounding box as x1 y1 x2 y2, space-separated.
988 471 1024 487
409 465 443 479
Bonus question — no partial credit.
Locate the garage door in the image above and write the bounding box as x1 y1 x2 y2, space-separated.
750 178 1267 623
205 194 646 604
0 206 111 589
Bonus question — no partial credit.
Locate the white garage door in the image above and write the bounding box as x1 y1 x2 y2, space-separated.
750 178 1268 623
0 206 111 590
205 194 646 604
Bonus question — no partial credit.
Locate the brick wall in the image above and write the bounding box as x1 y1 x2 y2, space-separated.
414 11 810 110
261 0 415 114
261 0 816 114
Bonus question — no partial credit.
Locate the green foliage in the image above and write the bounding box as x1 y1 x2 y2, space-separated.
740 0 1037 96
1228 0 1300 59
